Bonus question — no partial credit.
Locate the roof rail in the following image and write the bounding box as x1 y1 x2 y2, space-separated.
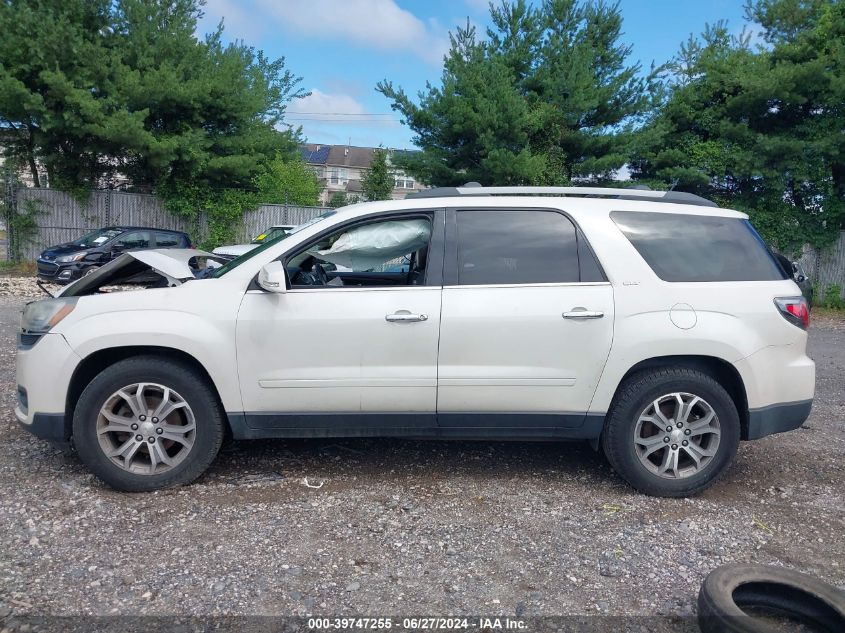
407 184 717 207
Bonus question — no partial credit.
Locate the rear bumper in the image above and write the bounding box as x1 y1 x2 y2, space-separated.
746 399 812 440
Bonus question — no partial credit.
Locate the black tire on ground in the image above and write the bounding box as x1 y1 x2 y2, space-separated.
601 367 741 497
698 563 845 633
72 356 225 492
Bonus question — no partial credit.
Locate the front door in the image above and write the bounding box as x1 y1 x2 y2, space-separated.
235 210 444 434
437 208 614 432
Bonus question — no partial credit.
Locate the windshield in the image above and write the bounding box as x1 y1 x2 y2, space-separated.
250 227 292 244
212 211 336 277
71 228 123 248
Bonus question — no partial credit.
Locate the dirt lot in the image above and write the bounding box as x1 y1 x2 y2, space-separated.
0 283 843 630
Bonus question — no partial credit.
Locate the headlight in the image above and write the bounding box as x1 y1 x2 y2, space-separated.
21 298 77 334
56 253 85 263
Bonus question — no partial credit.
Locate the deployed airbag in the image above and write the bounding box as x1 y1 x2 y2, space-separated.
310 219 430 270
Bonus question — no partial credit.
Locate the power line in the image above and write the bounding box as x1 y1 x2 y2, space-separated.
285 112 397 116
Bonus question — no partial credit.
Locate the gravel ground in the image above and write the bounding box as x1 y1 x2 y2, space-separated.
0 279 843 629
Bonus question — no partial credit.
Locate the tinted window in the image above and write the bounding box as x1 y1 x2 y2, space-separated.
118 231 150 249
577 229 606 282
456 210 579 285
155 231 180 248
611 211 787 282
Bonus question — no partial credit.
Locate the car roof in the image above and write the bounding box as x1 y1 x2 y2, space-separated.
102 226 187 234
333 194 748 220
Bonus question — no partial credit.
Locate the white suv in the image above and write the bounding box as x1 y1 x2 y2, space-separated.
15 186 815 496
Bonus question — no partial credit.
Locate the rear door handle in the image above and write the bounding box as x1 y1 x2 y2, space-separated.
386 311 428 323
562 309 604 319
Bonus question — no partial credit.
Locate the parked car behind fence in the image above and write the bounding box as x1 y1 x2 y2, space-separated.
36 227 191 284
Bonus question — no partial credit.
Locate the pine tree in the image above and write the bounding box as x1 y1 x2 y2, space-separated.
0 0 306 191
361 149 394 201
377 0 647 186
631 0 845 250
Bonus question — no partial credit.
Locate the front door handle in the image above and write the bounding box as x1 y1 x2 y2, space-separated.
563 309 604 319
386 311 428 323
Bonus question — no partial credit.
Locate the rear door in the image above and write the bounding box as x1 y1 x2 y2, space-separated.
437 208 614 433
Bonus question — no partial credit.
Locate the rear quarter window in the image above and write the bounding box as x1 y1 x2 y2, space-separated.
611 211 787 282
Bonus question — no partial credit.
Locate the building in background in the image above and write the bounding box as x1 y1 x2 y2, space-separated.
299 144 427 205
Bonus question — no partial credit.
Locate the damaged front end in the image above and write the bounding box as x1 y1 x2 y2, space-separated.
58 249 223 297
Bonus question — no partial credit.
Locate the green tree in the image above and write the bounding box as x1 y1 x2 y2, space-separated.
328 191 348 208
254 154 321 206
631 0 845 251
377 0 648 186
0 0 305 192
361 148 394 201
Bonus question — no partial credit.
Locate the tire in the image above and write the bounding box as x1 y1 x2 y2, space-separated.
83 265 100 276
601 367 740 497
73 356 225 492
698 564 845 633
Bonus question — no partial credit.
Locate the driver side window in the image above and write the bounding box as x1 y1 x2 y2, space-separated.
288 215 433 288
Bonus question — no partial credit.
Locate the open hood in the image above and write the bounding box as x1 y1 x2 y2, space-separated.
59 248 217 297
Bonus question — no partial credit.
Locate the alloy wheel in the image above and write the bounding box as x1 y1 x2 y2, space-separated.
96 382 196 475
633 392 721 479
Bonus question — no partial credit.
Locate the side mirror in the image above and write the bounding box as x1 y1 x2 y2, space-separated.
258 261 288 293
111 242 125 252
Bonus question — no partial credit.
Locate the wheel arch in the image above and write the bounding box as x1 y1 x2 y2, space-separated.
66 346 231 437
610 355 750 439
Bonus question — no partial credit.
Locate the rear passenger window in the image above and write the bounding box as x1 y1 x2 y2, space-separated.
155 232 180 248
611 211 787 282
118 231 150 249
456 210 580 285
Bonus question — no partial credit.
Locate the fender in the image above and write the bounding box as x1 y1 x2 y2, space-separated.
56 282 246 412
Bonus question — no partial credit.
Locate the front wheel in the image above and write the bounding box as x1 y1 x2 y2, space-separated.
73 356 225 491
602 368 740 497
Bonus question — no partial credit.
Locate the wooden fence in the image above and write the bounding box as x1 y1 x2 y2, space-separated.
6 187 327 261
797 231 845 299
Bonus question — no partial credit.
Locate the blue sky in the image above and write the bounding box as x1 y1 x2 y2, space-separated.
198 0 750 149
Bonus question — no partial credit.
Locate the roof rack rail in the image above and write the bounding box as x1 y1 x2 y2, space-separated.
406 184 717 207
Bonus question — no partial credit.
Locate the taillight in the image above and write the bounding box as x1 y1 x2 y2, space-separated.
774 296 809 330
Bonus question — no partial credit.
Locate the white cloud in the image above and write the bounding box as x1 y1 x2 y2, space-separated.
287 89 370 120
256 0 450 65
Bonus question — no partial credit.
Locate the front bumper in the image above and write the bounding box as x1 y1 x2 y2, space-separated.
16 412 71 450
746 399 813 440
36 259 85 284
15 332 81 449
37 258 101 284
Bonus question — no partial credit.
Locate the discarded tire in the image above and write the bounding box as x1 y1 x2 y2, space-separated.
698 564 845 633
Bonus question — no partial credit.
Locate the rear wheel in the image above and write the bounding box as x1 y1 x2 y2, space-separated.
73 356 224 492
602 368 740 497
